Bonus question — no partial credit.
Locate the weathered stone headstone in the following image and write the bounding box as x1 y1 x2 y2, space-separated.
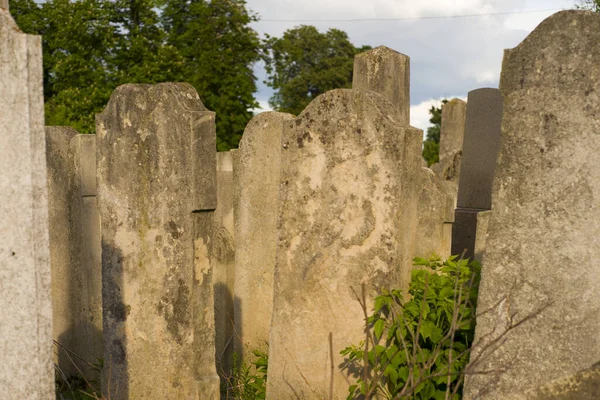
96 83 219 399
353 45 453 274
451 88 502 259
266 89 422 398
464 10 600 399
413 167 455 261
213 151 235 374
353 46 410 125
0 8 53 399
233 112 293 364
46 128 102 378
432 98 467 202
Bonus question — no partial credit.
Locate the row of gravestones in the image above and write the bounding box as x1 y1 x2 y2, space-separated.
2 5 600 399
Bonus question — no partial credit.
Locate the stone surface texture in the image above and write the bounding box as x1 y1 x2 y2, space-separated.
413 167 454 261
96 83 219 399
46 128 102 378
0 9 54 399
352 46 410 125
515 363 600 400
464 10 600 399
266 89 422 399
213 151 235 374
233 112 293 364
455 88 503 211
451 89 502 259
433 98 467 204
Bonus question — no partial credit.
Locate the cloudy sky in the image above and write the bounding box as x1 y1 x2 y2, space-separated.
246 0 579 134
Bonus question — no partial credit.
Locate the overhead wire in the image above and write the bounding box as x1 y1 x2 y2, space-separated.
258 8 566 22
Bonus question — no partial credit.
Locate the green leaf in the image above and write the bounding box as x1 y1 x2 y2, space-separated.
374 318 385 340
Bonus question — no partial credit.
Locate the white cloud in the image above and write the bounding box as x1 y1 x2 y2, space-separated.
248 0 580 112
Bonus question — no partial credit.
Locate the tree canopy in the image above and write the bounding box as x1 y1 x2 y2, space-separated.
577 0 600 12
422 99 448 166
11 0 260 150
263 25 370 115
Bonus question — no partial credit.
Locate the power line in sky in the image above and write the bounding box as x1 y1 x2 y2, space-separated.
258 8 566 22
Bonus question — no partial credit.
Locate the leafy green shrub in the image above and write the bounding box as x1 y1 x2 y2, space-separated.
222 349 268 400
341 255 481 399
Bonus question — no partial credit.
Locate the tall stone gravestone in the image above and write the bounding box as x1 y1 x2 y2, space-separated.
354 46 454 278
432 98 467 204
213 151 235 374
233 112 293 365
46 128 103 378
451 88 502 260
464 10 600 399
0 7 54 399
97 83 219 399
267 86 422 398
353 45 410 125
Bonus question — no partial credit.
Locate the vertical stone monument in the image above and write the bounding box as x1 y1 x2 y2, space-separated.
266 75 422 396
46 128 102 378
464 10 600 399
233 112 293 364
0 6 54 399
451 88 502 260
97 83 219 399
213 151 235 374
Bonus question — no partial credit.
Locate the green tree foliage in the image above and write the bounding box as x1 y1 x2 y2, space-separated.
12 0 261 149
577 0 600 11
112 0 185 85
161 0 261 150
264 25 370 115
341 255 481 399
422 99 448 167
12 0 118 132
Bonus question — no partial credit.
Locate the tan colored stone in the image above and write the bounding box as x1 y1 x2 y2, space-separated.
96 83 219 399
233 112 293 363
213 151 235 374
464 10 600 399
0 9 53 399
266 89 421 399
473 210 491 263
434 98 467 204
46 128 102 379
352 46 410 125
413 167 454 261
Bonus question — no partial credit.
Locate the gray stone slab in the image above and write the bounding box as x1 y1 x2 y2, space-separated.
46 128 103 379
96 83 219 399
0 9 53 399
456 88 503 210
233 112 293 365
266 89 422 398
451 89 502 259
213 151 235 375
353 46 410 125
464 10 600 399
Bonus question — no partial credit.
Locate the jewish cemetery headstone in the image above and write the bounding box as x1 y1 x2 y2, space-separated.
451 88 502 260
233 112 293 364
0 7 54 399
352 45 410 125
213 151 235 374
464 10 600 399
46 128 102 378
432 98 467 202
266 88 422 399
96 83 219 399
